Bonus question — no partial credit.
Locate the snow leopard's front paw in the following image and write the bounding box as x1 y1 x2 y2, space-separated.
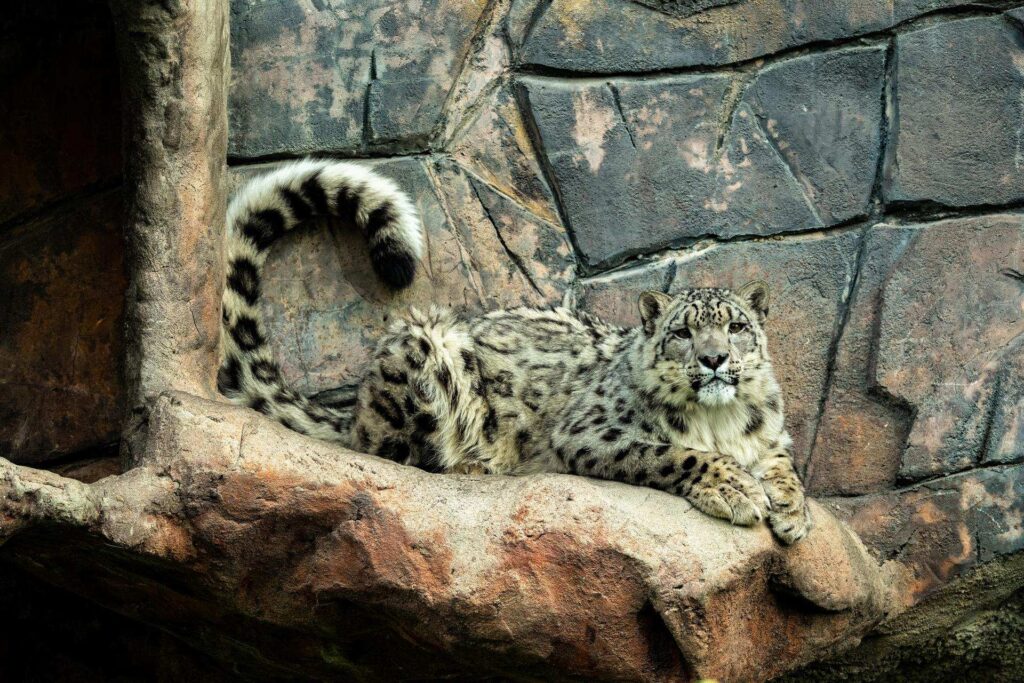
768 501 812 545
684 456 770 527
755 454 812 544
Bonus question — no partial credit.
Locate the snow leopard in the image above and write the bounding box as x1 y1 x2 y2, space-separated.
219 159 812 544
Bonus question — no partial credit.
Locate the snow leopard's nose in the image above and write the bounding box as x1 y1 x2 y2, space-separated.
699 354 728 371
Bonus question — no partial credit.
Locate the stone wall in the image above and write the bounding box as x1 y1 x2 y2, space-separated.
0 0 125 465
228 0 1024 600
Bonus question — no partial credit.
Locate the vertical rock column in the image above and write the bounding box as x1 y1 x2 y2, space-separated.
108 0 229 464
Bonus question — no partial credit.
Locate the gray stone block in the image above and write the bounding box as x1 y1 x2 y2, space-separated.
229 0 485 158
747 46 885 225
513 0 971 73
886 15 1024 206
520 47 883 269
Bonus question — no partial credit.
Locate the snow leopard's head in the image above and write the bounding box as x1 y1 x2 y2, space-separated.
636 282 777 409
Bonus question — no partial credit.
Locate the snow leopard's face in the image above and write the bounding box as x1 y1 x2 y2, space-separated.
638 282 772 407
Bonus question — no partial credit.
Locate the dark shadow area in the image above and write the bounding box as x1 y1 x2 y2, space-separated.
0 563 241 683
0 0 127 467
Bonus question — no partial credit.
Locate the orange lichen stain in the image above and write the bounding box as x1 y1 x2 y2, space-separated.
511 503 531 524
478 530 674 680
145 516 198 563
554 0 595 49
913 500 945 525
937 524 974 581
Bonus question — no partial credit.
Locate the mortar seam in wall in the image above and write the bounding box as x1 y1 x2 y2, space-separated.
510 79 589 272
802 228 870 483
870 37 898 210
712 73 752 166
513 1 1024 82
576 218 872 283
226 150 437 167
607 83 638 152
822 458 1024 501
574 200 1024 282
423 158 491 304
976 370 1005 466
362 48 377 151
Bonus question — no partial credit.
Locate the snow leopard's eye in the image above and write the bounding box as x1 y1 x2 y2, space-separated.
728 322 747 334
672 327 692 340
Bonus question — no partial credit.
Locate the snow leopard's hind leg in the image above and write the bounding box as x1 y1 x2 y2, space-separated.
350 307 489 473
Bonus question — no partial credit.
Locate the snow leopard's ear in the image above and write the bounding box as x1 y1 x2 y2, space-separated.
638 291 672 335
736 280 769 323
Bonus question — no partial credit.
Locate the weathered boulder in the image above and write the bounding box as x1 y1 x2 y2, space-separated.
0 392 891 682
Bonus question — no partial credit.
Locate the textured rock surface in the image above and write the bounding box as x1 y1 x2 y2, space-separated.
110 0 230 439
229 0 489 158
806 225 917 495
1 393 891 682
833 464 1024 603
875 216 1024 481
518 46 883 269
886 15 1024 206
0 193 126 464
510 0 976 73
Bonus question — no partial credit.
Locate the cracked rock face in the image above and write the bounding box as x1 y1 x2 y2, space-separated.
229 0 489 157
517 44 884 269
508 0 978 73
2 0 1024 679
1 393 890 681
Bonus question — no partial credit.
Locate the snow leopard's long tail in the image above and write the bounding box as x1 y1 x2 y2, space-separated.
218 159 422 441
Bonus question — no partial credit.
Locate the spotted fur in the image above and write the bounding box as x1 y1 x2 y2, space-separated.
220 163 812 544
350 284 811 543
219 159 422 439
